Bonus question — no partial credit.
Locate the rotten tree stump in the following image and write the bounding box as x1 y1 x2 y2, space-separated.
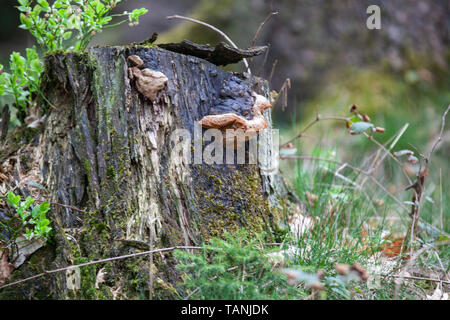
0 45 291 299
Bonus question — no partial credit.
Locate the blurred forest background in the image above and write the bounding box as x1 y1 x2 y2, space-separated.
0 0 449 230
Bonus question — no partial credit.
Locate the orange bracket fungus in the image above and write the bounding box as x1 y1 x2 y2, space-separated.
199 92 272 145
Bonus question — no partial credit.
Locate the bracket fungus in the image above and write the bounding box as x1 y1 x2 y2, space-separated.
127 54 168 102
199 92 272 145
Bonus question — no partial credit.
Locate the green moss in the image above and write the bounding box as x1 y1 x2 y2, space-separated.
191 164 274 242
72 256 111 299
0 245 56 300
106 166 116 180
95 222 107 233
84 159 91 176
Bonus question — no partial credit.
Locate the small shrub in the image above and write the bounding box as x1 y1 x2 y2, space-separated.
175 229 304 300
0 191 52 251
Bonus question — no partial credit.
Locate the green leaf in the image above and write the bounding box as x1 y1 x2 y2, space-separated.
37 0 49 9
32 205 40 219
130 8 148 20
25 227 34 240
95 2 105 14
33 4 42 16
99 16 112 25
53 1 64 9
7 191 21 207
39 201 50 213
17 6 31 12
62 31 73 40
40 219 50 227
23 196 35 209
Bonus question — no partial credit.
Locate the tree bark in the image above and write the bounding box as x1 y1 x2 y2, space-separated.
0 45 291 299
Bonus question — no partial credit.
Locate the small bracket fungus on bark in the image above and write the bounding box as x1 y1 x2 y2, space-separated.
127 54 168 102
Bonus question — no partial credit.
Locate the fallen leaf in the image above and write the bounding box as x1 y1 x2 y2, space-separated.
426 284 449 300
305 191 318 206
95 267 106 289
0 247 14 285
351 262 370 281
335 263 351 276
380 237 405 257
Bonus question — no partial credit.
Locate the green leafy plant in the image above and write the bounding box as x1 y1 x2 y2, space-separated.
0 47 44 112
175 229 304 300
0 1 148 117
0 191 52 248
17 0 148 52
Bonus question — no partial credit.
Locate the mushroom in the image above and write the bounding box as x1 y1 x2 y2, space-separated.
127 55 168 102
199 92 272 145
127 55 144 68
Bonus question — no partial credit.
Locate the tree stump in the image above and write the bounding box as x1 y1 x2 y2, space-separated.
0 45 291 299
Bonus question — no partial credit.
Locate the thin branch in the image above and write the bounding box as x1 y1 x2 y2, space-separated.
268 59 278 85
383 274 450 285
166 15 250 74
428 105 450 161
34 198 87 213
362 123 410 183
256 44 270 76
363 132 412 184
369 176 409 212
271 78 291 111
439 168 443 230
148 219 154 300
251 11 278 47
0 245 201 291
281 115 348 147
405 105 450 253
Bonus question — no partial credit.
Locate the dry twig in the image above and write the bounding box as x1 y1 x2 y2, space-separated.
384 273 450 285
251 11 278 47
404 105 450 254
0 245 202 291
271 78 291 111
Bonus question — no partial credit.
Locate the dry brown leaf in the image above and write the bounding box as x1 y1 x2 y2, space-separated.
305 191 318 206
335 263 351 276
0 248 14 285
351 262 370 281
380 237 405 257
